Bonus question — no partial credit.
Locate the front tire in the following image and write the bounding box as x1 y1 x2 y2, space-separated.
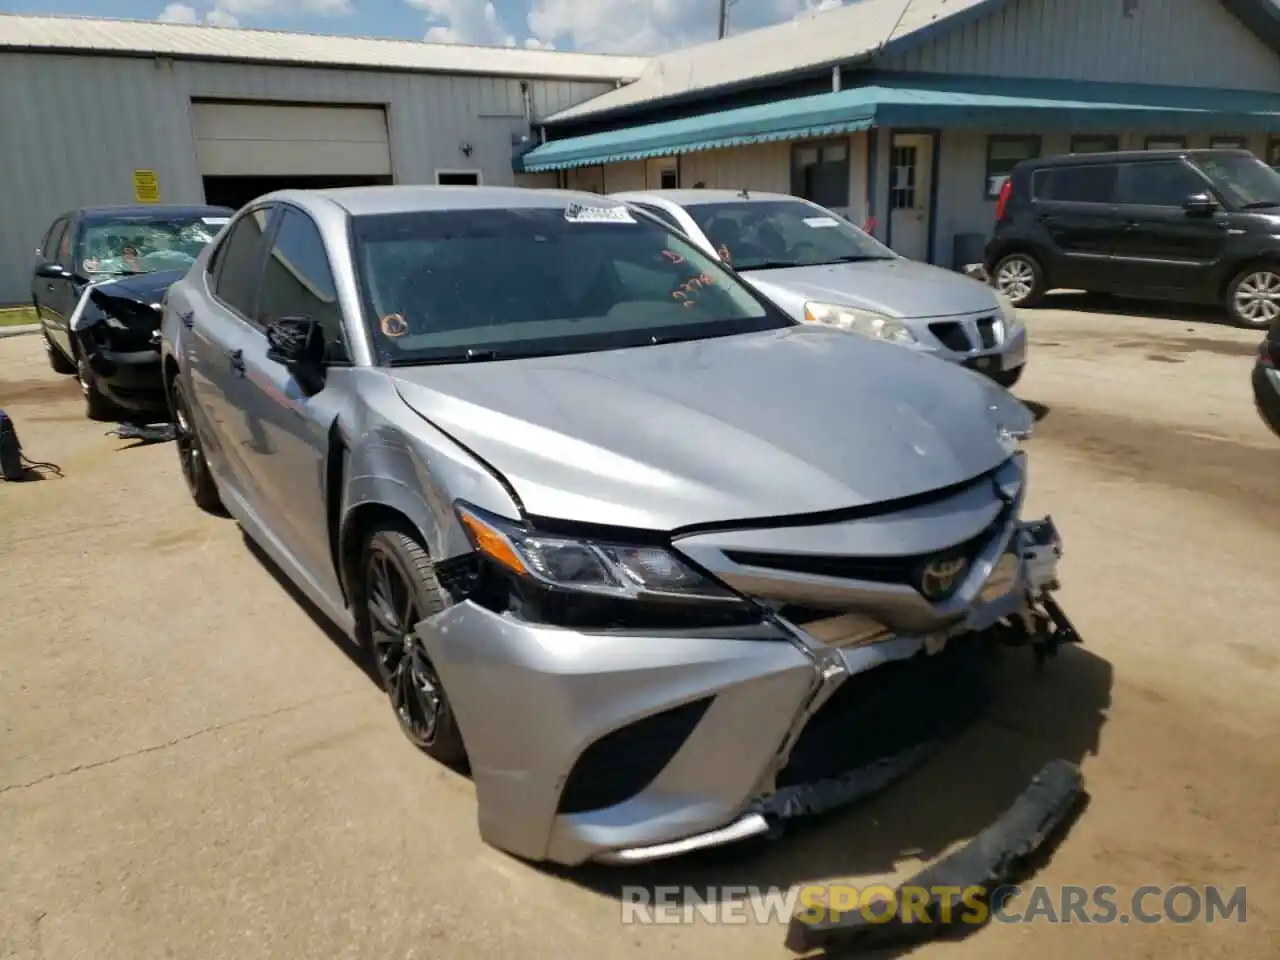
362 528 467 766
43 325 76 375
992 253 1047 308
1226 266 1280 329
170 378 222 512
77 352 120 422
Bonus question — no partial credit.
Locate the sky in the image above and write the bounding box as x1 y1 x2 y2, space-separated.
2 0 849 53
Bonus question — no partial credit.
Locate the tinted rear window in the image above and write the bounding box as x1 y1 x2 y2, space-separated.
1032 164 1118 203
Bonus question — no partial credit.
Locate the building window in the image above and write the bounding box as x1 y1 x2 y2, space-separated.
890 145 918 210
436 170 481 185
660 168 678 189
985 135 1040 198
1210 136 1246 149
1144 135 1186 150
791 140 850 209
1069 135 1118 154
1268 139 1280 168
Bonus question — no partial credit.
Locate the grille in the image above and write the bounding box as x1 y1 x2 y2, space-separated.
723 521 997 588
776 638 994 787
976 315 999 349
557 697 713 814
929 321 972 352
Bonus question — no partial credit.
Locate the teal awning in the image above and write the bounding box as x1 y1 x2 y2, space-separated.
517 75 1280 173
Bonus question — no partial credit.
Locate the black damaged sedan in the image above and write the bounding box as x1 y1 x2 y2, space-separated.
31 204 233 421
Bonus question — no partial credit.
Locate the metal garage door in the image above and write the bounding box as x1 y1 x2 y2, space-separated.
191 102 392 178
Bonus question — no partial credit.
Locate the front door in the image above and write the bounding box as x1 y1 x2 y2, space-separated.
888 133 933 262
226 205 348 605
1109 159 1230 296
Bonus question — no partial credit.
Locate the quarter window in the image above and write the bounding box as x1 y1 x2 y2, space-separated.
1113 161 1208 206
211 206 275 320
1033 164 1118 203
985 136 1040 199
258 208 350 362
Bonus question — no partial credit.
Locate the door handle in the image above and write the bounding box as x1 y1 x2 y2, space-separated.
226 348 245 374
178 310 194 329
45 283 55 292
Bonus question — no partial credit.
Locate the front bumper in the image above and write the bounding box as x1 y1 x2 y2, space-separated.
417 512 1070 867
84 342 166 413
913 313 1027 377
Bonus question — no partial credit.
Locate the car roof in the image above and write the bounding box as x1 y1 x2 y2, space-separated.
1018 147 1253 171
79 204 234 221
253 185 636 218
612 189 800 207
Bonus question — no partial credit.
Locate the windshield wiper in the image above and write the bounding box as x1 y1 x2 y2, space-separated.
1239 200 1280 210
388 348 502 366
812 255 894 264
736 259 802 270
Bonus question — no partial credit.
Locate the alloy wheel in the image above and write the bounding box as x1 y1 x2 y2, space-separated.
996 257 1036 303
1234 270 1280 326
366 546 444 748
172 393 203 495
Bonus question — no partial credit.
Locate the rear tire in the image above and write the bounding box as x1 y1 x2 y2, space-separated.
361 527 467 767
992 253 1047 308
170 378 222 513
1226 266 1280 329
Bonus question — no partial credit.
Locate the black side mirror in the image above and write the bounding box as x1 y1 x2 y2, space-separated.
1183 192 1218 216
35 262 68 280
265 316 327 393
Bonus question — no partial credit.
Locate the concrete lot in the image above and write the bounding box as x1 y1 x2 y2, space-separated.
1 299 1278 960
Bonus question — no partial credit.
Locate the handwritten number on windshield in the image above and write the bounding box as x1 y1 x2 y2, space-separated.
671 274 715 308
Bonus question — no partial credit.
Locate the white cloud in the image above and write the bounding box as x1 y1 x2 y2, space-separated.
205 8 241 25
412 0 519 46
157 3 200 22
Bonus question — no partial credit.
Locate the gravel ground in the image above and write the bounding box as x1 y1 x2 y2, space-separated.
1 297 1277 960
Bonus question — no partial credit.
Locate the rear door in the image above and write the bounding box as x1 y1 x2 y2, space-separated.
1028 163 1123 290
225 205 350 603
1109 159 1231 296
189 204 278 505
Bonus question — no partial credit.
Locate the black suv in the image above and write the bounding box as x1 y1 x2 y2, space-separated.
984 149 1280 328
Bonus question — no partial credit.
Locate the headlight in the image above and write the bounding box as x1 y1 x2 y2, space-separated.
803 301 917 345
993 290 1022 337
455 502 741 604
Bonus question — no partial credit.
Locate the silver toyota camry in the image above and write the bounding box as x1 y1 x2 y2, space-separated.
160 186 1073 867
611 189 1028 387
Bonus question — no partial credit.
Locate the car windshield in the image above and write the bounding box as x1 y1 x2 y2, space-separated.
682 200 896 270
77 213 230 277
1191 154 1280 209
350 203 790 365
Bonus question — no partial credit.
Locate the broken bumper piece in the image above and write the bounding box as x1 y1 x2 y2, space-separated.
784 758 1086 954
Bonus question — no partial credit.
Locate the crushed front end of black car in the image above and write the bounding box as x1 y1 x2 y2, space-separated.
1254 324 1280 438
73 269 184 416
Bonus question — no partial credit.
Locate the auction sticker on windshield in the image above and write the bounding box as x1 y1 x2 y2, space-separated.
202 217 230 226
803 216 840 228
564 201 636 224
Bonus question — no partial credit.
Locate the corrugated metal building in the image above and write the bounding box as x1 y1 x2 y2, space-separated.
0 15 645 305
518 0 1280 268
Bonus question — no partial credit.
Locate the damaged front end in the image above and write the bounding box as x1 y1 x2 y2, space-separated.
70 270 181 415
414 450 1080 870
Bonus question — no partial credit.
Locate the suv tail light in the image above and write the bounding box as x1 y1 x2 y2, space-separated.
994 178 1013 223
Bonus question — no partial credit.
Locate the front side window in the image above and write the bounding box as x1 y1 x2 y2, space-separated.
1190 152 1280 210
257 208 349 360
42 218 69 261
77 211 231 278
351 203 788 366
986 136 1040 199
682 199 894 270
1032 164 1119 204
1114 161 1209 206
211 207 275 320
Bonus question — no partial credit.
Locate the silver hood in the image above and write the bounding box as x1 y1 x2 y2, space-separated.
742 257 999 319
388 324 1029 532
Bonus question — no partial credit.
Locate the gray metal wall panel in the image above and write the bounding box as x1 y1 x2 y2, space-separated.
0 52 614 304
880 0 1280 90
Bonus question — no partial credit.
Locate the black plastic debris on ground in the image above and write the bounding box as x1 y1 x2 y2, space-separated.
106 422 176 445
785 758 1086 955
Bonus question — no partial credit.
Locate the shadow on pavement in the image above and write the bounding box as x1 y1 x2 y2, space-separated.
1037 291 1228 326
555 641 1112 953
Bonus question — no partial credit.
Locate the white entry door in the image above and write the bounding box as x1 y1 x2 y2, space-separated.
888 133 934 262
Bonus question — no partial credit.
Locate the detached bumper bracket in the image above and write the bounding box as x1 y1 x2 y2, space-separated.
785 758 1085 954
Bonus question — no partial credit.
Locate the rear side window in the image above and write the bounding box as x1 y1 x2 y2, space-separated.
212 207 275 320
1033 164 1118 203
257 208 349 362
1114 161 1207 206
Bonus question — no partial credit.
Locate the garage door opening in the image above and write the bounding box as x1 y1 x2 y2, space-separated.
203 174 392 210
192 101 394 210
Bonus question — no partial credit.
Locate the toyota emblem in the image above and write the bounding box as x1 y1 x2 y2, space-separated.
916 554 970 602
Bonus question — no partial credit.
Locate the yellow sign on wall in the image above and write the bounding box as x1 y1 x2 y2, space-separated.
132 170 160 203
